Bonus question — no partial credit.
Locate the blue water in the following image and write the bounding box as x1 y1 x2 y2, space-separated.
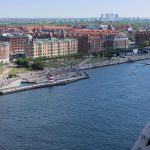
1 60 150 150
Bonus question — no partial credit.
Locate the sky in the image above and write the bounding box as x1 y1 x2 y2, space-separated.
0 0 150 18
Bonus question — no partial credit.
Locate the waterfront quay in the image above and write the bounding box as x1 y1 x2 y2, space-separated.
0 69 89 95
1 53 150 95
79 54 150 70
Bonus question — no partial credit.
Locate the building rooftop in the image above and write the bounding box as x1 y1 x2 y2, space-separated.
1 33 29 38
33 38 77 44
105 33 128 38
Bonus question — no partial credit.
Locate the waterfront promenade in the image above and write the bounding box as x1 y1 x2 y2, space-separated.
79 54 150 70
0 54 150 95
0 70 89 95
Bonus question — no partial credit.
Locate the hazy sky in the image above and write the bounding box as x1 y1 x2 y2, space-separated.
0 0 150 18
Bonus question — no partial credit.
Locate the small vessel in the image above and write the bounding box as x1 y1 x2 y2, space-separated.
47 73 55 81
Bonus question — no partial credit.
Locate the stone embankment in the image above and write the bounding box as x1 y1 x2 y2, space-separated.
0 54 150 95
79 54 150 70
0 74 89 95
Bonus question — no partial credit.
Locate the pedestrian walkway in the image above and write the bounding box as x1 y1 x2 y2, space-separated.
79 58 91 66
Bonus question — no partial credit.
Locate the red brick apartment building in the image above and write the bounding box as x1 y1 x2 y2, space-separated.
0 33 29 55
135 31 150 45
0 42 10 63
0 26 129 55
105 34 129 49
77 35 106 53
66 29 128 53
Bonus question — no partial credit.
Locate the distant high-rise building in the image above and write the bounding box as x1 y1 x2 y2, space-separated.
115 14 119 18
111 14 115 19
105 14 110 19
100 13 119 21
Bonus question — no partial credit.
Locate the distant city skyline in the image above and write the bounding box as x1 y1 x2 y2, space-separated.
0 0 150 18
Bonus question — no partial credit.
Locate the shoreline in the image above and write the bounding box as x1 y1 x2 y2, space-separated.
0 54 150 95
78 54 150 70
0 72 89 95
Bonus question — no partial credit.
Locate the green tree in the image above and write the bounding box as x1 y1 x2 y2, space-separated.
142 40 150 47
16 58 24 67
16 58 30 68
92 53 98 57
31 59 44 70
23 59 30 68
8 72 16 78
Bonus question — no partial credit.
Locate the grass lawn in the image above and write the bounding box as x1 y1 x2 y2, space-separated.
63 58 85 66
8 68 30 75
88 57 108 64
44 60 66 68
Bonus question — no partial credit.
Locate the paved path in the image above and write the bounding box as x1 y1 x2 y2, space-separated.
0 68 11 78
79 58 91 66
60 62 70 67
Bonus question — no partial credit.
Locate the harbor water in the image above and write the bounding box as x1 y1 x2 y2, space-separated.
1 60 150 149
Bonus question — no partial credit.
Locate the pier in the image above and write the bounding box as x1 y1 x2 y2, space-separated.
0 74 89 95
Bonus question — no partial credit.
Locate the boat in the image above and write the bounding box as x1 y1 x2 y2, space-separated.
47 73 55 81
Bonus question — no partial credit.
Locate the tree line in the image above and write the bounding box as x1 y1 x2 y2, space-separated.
16 58 44 70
